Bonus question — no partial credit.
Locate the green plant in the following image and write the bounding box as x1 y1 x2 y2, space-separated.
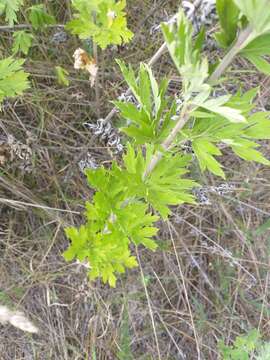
12 30 34 55
0 0 23 26
27 4 56 30
0 2 60 108
218 329 270 360
0 57 29 105
218 329 260 359
63 1 270 287
66 0 133 49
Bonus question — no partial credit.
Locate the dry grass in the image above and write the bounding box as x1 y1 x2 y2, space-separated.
0 1 270 359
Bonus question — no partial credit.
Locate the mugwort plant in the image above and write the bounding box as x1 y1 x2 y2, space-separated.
63 0 270 287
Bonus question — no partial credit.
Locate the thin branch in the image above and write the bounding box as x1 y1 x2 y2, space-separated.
0 24 64 31
208 25 253 84
93 41 101 117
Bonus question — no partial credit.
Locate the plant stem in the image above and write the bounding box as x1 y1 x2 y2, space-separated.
144 25 254 178
93 41 101 118
0 24 64 31
208 25 253 84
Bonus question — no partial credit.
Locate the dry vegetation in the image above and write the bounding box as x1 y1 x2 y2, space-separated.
0 1 270 359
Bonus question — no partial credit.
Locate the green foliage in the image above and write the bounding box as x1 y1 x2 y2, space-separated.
183 90 270 177
55 66 70 87
233 0 270 35
63 143 195 286
28 4 56 30
0 57 29 105
218 329 270 360
161 10 210 100
192 94 246 123
0 0 23 26
114 61 174 144
12 30 33 55
218 329 261 359
216 0 240 47
241 33 270 75
66 0 133 49
64 5 270 286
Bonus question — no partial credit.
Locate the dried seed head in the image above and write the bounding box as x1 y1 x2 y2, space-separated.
73 48 98 87
84 119 123 154
78 153 98 173
0 134 33 172
194 183 235 205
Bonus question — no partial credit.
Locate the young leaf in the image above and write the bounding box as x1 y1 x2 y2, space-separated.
0 0 23 26
184 90 270 177
233 0 270 35
192 139 226 179
161 10 210 98
28 4 56 30
115 61 172 144
192 95 246 123
0 57 29 104
216 0 240 47
241 33 270 75
231 138 270 165
12 31 33 55
67 0 133 49
55 66 70 87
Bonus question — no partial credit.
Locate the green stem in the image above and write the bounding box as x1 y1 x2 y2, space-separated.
143 25 254 178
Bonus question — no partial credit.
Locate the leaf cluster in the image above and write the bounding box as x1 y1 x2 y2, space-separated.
64 144 195 286
64 3 270 287
114 61 175 144
66 0 133 49
0 1 55 30
0 0 23 26
0 57 29 105
0 2 56 56
218 329 269 360
185 89 270 178
216 0 270 75
161 10 210 99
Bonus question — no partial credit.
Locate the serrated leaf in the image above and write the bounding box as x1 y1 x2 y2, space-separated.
115 61 172 144
161 10 210 97
67 0 133 49
241 33 270 75
216 0 240 47
0 0 23 26
233 0 270 35
0 57 29 105
244 54 270 75
231 139 270 165
241 33 270 57
12 31 33 55
244 112 270 139
55 66 70 87
28 4 56 30
192 139 226 178
193 95 246 123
